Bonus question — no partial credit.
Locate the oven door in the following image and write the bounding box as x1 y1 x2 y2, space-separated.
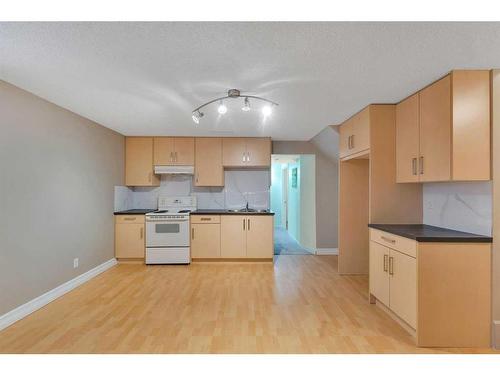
146 218 189 247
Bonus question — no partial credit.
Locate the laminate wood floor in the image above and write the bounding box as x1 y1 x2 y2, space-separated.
0 255 496 353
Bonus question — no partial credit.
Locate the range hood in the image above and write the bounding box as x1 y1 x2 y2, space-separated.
154 165 195 175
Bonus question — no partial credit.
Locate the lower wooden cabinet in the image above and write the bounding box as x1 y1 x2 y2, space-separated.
220 215 247 258
369 228 491 348
246 215 273 258
192 215 273 260
191 223 221 258
115 215 145 259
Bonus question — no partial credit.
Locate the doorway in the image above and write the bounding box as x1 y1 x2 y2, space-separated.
271 154 316 255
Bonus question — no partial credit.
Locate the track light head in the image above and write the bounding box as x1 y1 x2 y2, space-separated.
242 97 251 112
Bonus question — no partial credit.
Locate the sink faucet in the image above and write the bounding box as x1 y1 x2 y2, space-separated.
246 201 249 211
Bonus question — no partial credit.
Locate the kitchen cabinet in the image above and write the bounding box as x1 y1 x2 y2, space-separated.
396 94 420 183
194 138 224 186
246 215 274 258
395 70 490 182
419 75 452 182
220 215 247 258
222 138 271 167
191 215 221 259
369 228 491 347
220 215 274 259
153 137 194 166
115 215 145 259
369 241 390 307
338 107 370 159
125 137 160 187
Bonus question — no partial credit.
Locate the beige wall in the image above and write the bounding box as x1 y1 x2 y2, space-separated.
0 80 124 316
273 126 339 249
299 155 316 250
492 70 500 348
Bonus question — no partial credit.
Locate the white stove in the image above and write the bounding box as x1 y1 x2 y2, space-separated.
145 196 196 264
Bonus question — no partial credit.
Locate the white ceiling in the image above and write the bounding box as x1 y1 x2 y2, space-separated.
1 22 500 140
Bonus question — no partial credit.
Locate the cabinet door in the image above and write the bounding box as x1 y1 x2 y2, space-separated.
339 118 353 159
246 138 271 167
222 138 247 166
115 223 145 258
191 223 221 258
419 75 451 182
369 241 390 306
174 137 195 165
126 137 159 186
389 249 417 328
396 94 420 183
220 215 247 258
153 137 175 165
195 138 224 186
352 107 370 154
246 216 273 258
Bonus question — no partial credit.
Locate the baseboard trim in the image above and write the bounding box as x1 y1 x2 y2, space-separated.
494 320 500 349
315 248 339 255
0 258 117 332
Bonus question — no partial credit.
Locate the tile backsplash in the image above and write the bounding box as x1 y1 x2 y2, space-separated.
114 170 270 211
423 181 492 236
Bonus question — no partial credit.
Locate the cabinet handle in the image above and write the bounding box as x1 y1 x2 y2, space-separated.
196 172 199 183
389 256 394 275
200 217 211 221
419 156 424 175
412 158 417 175
243 218 246 230
248 218 250 231
247 152 250 162
140 227 143 239
191 227 195 240
381 236 396 244
351 134 355 149
170 152 173 162
347 135 351 149
383 254 388 272
124 217 136 221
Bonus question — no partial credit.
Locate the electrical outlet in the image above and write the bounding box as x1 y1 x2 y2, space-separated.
73 258 79 269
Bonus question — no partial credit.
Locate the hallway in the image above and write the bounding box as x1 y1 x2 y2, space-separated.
274 227 312 255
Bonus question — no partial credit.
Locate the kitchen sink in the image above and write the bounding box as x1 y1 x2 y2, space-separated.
227 208 268 213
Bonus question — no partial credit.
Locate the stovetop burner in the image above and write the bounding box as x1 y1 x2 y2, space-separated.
178 209 192 213
154 210 168 213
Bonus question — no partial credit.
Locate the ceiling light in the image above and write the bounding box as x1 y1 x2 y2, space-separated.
242 97 251 112
217 101 227 115
262 105 272 117
192 110 203 124
191 89 278 123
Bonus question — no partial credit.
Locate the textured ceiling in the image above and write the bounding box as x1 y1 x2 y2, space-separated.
1 22 500 140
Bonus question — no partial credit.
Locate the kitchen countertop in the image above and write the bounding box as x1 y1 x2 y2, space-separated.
190 209 275 215
114 209 156 215
368 224 492 243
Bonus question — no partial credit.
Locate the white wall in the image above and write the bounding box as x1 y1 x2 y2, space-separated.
115 170 270 211
423 181 492 236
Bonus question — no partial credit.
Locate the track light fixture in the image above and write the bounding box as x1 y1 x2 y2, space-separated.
191 89 278 123
191 110 204 124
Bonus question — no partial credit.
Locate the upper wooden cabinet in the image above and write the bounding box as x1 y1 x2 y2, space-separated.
125 137 160 187
153 137 194 166
222 138 271 167
195 138 224 187
396 70 491 183
339 107 370 159
396 94 420 183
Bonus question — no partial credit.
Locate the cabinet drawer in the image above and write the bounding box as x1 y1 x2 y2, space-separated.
115 215 145 224
369 228 416 258
190 215 221 224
